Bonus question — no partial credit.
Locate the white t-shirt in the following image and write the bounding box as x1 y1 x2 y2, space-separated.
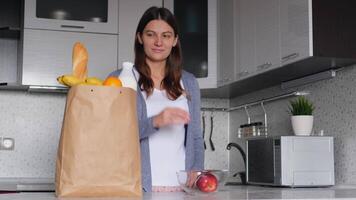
143 87 188 186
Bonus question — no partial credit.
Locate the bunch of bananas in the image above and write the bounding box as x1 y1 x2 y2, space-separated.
57 42 104 87
57 75 103 87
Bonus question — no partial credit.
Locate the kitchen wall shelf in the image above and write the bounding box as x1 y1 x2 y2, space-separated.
201 90 309 112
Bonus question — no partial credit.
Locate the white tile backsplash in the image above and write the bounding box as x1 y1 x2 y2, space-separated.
0 91 66 178
201 99 229 170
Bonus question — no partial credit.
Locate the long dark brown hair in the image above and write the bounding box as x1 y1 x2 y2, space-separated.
134 6 183 100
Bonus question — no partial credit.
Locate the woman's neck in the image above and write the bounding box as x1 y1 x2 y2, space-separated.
145 59 167 90
147 59 166 79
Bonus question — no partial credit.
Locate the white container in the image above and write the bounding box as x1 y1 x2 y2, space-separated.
119 62 137 91
291 115 314 136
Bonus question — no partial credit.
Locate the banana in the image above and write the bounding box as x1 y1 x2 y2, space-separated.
85 77 103 86
61 75 84 87
57 75 65 85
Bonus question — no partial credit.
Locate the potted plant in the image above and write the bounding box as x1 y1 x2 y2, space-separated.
289 96 315 136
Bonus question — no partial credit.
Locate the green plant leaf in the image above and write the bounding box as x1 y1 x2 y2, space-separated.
288 96 314 115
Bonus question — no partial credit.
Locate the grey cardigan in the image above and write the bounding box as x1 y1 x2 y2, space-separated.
108 69 204 192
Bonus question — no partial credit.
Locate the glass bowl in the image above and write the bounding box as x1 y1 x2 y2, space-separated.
176 169 229 194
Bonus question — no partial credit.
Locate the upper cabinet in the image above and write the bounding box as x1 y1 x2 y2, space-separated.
168 0 239 89
24 0 118 34
235 0 280 80
254 0 280 73
117 0 165 67
173 0 218 89
217 0 236 86
20 29 118 86
0 0 22 85
202 0 356 98
280 0 310 66
0 0 21 39
18 0 119 87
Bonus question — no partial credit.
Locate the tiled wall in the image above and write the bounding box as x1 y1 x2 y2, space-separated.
0 91 66 178
201 99 229 170
229 64 356 185
0 90 229 178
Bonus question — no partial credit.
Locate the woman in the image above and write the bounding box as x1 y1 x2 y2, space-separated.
109 6 204 192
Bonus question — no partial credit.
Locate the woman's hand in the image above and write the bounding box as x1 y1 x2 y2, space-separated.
186 171 199 188
153 107 190 128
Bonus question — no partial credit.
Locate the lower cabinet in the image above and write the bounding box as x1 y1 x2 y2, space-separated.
20 29 118 86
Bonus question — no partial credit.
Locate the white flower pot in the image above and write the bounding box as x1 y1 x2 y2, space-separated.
291 115 314 136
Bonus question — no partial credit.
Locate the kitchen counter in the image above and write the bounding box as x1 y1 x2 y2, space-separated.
1 185 356 200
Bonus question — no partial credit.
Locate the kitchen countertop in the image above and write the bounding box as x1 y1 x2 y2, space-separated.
2 185 356 200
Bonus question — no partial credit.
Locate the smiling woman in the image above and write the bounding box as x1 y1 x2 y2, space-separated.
107 6 204 193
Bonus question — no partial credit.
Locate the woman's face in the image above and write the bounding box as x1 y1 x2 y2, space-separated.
138 19 178 63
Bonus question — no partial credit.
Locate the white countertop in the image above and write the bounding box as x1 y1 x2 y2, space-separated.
2 185 356 200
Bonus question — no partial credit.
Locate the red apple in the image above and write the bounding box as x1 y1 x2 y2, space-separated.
195 172 218 193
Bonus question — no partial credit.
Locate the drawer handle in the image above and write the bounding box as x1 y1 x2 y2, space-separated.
257 62 272 71
60 25 85 29
237 71 249 77
282 53 299 62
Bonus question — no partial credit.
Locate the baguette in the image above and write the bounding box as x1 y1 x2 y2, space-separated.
72 42 88 81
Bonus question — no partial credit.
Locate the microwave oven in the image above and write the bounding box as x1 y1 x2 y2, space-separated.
246 136 334 187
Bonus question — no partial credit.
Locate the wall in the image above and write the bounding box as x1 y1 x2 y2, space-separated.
229 64 356 185
201 99 229 170
0 91 66 178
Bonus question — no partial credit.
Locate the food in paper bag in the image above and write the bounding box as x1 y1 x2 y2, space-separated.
56 43 136 90
72 42 88 81
57 42 104 87
103 76 122 87
119 62 137 91
55 86 142 197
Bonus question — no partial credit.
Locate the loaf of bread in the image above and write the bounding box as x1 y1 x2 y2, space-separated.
72 42 88 81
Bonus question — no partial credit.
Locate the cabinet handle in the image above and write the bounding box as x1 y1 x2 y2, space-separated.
237 71 249 77
282 53 299 62
60 25 85 29
256 62 272 71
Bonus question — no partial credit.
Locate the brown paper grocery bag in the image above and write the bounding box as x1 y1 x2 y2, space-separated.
55 85 142 197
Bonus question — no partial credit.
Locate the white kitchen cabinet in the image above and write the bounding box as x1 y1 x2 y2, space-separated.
20 29 117 86
255 0 280 73
117 0 164 67
235 0 280 81
24 0 118 34
280 0 311 65
217 0 236 86
235 0 256 80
